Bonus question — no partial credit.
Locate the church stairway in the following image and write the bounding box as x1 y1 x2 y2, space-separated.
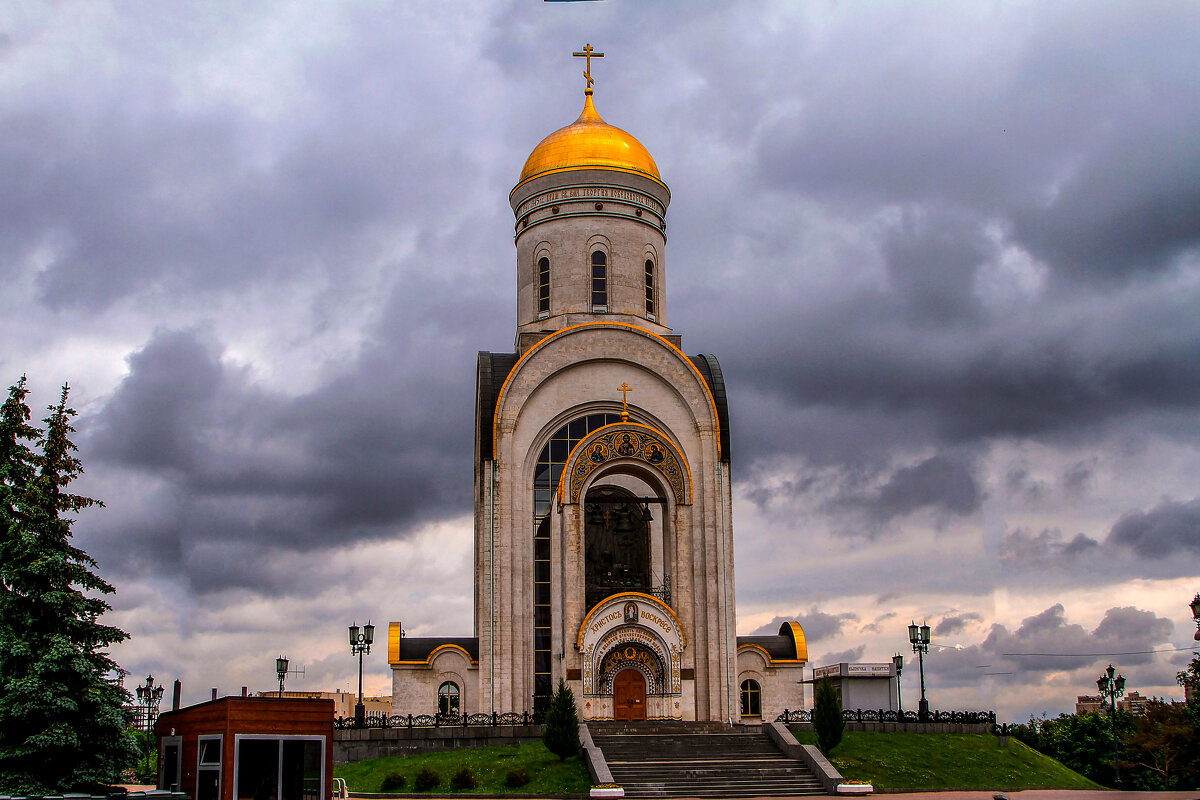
587 722 826 798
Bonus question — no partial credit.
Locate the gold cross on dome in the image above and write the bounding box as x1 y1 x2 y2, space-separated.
618 382 632 421
572 43 604 89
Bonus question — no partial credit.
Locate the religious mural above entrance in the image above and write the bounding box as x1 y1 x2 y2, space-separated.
561 424 689 504
576 593 685 700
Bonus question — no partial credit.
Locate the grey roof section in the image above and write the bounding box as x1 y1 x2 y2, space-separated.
737 635 796 661
397 636 480 663
690 354 731 463
476 351 519 463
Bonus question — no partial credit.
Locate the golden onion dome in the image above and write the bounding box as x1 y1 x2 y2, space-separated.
516 90 662 189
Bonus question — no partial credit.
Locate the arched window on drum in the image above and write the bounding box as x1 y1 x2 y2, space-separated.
591 250 608 310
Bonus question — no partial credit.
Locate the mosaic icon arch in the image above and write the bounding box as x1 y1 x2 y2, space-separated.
599 642 664 694
576 593 685 698
561 423 689 504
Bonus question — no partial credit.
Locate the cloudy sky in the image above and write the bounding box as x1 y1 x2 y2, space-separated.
4 0 1199 722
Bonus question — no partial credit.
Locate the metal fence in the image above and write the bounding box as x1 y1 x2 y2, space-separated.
774 708 996 725
335 711 546 730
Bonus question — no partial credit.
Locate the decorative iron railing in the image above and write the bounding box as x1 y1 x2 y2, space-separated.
335 710 547 730
774 708 996 725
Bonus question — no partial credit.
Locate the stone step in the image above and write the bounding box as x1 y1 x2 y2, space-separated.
587 723 824 799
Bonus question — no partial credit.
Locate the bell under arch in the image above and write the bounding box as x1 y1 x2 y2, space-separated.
583 485 652 610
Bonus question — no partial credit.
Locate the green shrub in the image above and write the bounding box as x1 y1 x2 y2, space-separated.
413 767 440 791
379 771 406 792
450 766 477 789
504 767 531 787
813 676 844 756
543 679 581 760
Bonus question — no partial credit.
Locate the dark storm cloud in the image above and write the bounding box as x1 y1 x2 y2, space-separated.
81 259 502 593
934 613 981 637
834 454 981 525
930 604 1174 689
751 2 1200 285
1109 498 1200 558
751 609 857 641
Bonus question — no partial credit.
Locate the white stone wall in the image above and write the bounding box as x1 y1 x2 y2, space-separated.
479 322 735 721
737 648 807 725
391 649 478 716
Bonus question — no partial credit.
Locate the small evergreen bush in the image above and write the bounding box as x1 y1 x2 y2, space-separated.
542 679 581 760
413 767 440 791
450 766 477 789
813 676 844 756
379 771 406 792
504 767 531 787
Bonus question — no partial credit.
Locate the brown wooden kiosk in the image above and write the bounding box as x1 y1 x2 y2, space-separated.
154 697 334 800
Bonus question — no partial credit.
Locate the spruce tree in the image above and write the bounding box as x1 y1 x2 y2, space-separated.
0 381 137 794
542 679 580 760
813 676 844 756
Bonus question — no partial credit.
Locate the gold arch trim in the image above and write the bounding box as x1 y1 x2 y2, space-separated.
737 643 774 662
557 422 691 505
785 621 809 662
575 591 687 651
491 322 722 462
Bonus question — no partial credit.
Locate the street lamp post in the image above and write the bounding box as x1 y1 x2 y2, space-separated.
275 655 289 696
348 621 375 727
1190 593 1199 641
1096 663 1126 788
135 674 165 782
908 621 931 721
892 653 904 714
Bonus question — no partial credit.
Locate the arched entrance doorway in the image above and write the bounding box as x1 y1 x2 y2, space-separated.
613 669 647 721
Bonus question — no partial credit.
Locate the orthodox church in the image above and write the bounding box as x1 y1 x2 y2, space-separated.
389 49 807 724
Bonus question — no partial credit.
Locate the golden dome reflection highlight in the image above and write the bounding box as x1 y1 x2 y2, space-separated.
516 89 663 190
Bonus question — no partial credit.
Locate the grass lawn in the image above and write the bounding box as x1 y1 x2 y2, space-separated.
789 730 1101 790
333 741 592 794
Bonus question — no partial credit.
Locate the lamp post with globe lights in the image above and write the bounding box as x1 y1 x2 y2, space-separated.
275 655 289 696
349 621 375 726
908 621 931 721
135 674 165 781
1097 663 1126 788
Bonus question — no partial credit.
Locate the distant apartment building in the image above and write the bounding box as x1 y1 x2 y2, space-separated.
1075 690 1147 716
257 689 392 719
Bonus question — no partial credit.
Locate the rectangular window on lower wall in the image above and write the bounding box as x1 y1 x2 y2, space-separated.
196 734 222 800
234 736 324 800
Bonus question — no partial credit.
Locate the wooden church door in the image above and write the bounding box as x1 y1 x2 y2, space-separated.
613 669 647 721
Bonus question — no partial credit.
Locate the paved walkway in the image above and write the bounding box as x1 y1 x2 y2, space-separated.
865 793 1198 800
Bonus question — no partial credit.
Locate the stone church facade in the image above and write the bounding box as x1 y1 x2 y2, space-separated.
390 59 807 724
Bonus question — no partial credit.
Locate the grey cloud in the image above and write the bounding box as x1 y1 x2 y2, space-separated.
817 646 866 666
751 609 858 642
1109 498 1200 558
81 264 503 594
998 528 1100 565
929 604 1175 689
835 454 981 525
1060 461 1094 499
934 613 982 637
